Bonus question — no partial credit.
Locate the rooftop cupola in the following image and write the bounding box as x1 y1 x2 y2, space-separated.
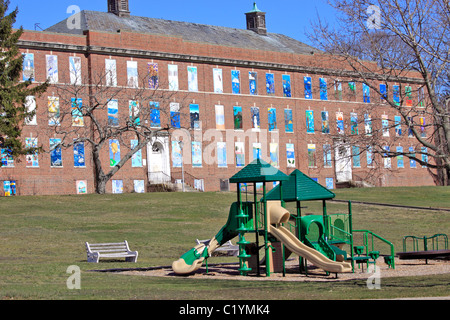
108 0 130 17
245 2 267 35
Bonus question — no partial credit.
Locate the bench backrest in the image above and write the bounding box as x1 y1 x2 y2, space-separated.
86 241 130 253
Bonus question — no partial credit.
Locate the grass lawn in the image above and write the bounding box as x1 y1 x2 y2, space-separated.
0 186 449 301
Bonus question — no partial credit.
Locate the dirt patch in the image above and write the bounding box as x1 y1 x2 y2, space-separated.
119 257 450 282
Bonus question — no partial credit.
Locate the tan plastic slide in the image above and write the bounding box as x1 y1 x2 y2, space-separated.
266 201 352 274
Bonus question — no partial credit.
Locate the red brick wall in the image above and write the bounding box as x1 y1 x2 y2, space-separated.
0 29 434 196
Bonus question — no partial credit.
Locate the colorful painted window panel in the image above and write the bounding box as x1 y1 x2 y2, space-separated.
326 178 334 190
1 148 13 167
306 110 314 133
25 96 37 125
129 100 140 126
231 70 240 94
25 137 39 167
382 115 389 137
127 60 138 88
134 180 145 193
235 142 245 167
215 105 225 130
213 68 223 93
172 141 182 168
395 116 402 136
323 144 332 167
168 64 179 91
364 114 372 135
112 180 123 194
405 86 413 107
217 142 227 168
334 81 342 100
421 147 428 168
109 139 120 167
367 146 373 167
286 143 295 168
233 106 243 130
150 101 160 128
3 181 16 196
190 104 200 129
350 112 358 135
409 147 416 168
319 78 328 100
266 73 275 95
363 83 370 103
107 99 119 127
269 143 279 167
419 117 426 137
321 111 330 134
352 146 361 168
148 63 159 89
192 141 202 167
170 102 180 129
307 144 316 167
69 56 82 85
304 76 312 99
251 107 260 130
48 96 60 126
282 75 291 97
383 146 391 168
131 140 142 168
23 53 35 81
73 141 85 167
187 66 198 92
50 138 62 167
393 85 400 106
380 83 387 101
268 108 277 131
249 72 258 95
396 146 404 168
71 98 84 127
105 59 117 86
253 143 261 161
284 109 293 133
46 55 58 84
336 112 344 135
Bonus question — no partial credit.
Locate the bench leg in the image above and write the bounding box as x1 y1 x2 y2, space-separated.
87 253 99 263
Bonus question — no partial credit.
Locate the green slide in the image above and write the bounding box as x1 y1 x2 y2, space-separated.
172 202 252 275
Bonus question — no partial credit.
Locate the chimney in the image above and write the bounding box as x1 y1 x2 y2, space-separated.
245 3 267 35
108 0 130 17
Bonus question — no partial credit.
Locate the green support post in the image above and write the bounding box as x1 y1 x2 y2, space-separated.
253 182 261 276
263 182 270 277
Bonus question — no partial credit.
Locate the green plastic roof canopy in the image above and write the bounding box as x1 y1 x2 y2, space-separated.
229 159 290 183
265 169 335 202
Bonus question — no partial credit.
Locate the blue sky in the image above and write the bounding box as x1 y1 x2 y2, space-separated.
9 0 337 46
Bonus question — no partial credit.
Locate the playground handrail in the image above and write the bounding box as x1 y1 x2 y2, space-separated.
353 229 395 269
402 233 448 252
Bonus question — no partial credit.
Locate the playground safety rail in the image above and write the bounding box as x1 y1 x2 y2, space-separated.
402 233 448 252
353 229 396 269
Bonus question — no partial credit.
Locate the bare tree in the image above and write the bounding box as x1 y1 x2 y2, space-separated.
309 0 450 185
47 67 189 194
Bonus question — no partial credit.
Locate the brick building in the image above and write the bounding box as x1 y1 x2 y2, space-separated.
0 1 434 196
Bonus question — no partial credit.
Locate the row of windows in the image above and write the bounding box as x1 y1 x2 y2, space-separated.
1 137 428 171
24 95 427 137
23 53 424 104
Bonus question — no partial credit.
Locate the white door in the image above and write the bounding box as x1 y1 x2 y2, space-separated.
334 141 352 182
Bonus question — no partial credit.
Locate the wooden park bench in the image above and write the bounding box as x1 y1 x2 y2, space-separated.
85 240 138 263
196 239 239 257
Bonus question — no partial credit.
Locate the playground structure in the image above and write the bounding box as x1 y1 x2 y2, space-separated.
397 233 450 264
172 159 396 277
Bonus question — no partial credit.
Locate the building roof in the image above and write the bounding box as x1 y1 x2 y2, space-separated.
265 169 335 202
229 159 290 183
45 11 319 55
